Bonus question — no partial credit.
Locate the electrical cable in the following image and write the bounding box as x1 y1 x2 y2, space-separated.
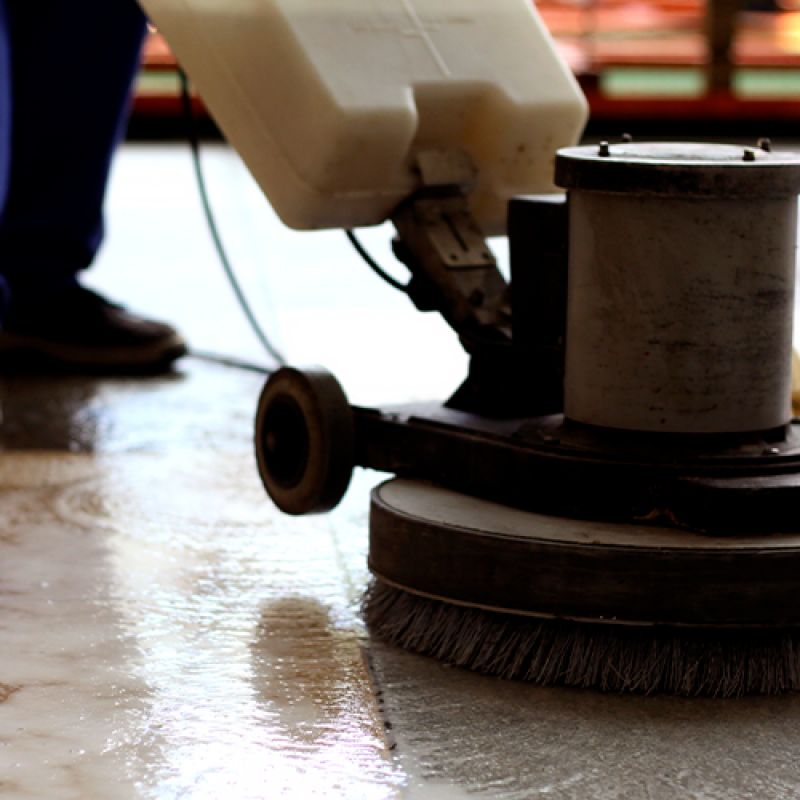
178 70 406 372
345 229 409 293
178 68 287 367
189 348 274 375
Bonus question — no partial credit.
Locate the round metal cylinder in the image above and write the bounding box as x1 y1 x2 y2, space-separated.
555 142 800 434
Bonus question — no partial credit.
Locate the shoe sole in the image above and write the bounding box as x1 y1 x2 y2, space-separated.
0 332 188 374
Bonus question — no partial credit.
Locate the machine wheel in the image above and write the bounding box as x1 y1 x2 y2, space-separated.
255 366 355 515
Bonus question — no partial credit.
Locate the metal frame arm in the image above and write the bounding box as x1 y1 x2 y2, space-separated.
390 149 511 347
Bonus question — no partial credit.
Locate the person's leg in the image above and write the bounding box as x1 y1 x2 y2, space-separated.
0 0 186 371
0 0 147 305
0 0 11 311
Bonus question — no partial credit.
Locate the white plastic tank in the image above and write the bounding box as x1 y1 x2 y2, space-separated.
138 0 587 234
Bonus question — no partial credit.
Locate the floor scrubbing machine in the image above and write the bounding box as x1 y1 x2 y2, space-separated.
139 0 800 695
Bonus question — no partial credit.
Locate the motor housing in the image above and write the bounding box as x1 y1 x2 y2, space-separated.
555 141 800 434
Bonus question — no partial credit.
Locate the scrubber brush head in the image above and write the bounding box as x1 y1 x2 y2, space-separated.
363 478 800 697
363 581 800 697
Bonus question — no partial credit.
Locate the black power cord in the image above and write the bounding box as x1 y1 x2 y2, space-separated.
345 229 409 293
178 68 286 368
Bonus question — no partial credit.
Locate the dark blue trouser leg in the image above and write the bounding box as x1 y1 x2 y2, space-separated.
0 1 11 311
0 0 147 312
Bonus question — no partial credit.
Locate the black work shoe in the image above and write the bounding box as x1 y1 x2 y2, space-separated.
0 285 187 373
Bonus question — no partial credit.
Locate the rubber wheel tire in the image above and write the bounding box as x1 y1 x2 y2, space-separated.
255 366 355 515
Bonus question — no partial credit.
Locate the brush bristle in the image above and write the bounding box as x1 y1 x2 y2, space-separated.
362 579 800 697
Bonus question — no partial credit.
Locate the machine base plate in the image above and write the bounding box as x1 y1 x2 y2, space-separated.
368 478 800 627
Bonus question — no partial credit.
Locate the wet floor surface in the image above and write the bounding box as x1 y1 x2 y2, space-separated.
2 143 800 799
0 359 407 799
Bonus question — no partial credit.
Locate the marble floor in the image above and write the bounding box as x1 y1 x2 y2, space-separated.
1 143 800 800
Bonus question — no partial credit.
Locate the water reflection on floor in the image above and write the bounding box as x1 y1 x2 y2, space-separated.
0 396 401 799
